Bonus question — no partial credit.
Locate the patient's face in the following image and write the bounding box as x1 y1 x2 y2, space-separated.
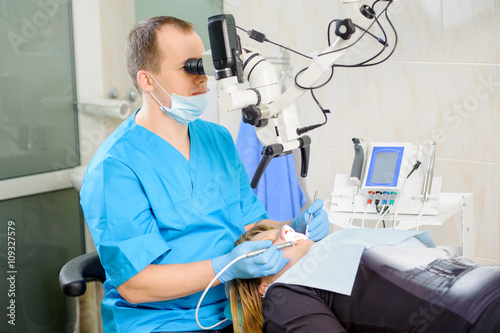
251 225 314 283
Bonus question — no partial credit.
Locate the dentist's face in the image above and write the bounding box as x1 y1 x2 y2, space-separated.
149 25 208 107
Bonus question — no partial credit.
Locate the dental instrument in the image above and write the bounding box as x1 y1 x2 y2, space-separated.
422 141 436 202
350 138 366 194
407 142 436 229
306 191 318 235
406 160 421 179
245 241 295 258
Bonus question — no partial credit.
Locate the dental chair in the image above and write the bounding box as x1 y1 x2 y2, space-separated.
59 251 106 296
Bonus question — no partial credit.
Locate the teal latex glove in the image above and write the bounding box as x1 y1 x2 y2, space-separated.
212 240 289 284
292 199 329 242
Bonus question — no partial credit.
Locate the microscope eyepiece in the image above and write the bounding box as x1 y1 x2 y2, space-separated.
184 58 205 75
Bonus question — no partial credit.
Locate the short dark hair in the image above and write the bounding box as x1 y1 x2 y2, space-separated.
125 16 194 93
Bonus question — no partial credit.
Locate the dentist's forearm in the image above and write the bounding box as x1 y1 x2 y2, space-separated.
117 260 219 304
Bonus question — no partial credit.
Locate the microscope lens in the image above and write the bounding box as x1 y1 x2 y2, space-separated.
184 58 205 75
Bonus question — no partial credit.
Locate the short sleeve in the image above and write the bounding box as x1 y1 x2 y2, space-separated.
80 157 170 287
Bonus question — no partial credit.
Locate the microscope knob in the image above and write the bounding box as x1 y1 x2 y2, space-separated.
242 105 262 126
360 5 376 20
335 19 356 40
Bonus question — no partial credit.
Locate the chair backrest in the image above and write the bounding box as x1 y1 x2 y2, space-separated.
59 251 106 297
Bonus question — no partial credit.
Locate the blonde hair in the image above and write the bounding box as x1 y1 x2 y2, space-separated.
229 225 275 333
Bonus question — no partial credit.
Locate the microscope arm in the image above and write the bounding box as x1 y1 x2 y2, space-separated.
215 37 350 118
255 37 349 121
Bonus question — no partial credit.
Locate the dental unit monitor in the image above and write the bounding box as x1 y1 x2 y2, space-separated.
361 143 413 196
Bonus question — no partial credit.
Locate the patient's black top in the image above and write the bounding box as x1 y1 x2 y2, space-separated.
263 253 500 333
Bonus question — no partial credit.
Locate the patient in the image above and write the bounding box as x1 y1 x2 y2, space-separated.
229 225 500 333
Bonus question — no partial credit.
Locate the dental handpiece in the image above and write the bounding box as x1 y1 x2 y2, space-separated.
422 141 436 202
306 191 319 236
245 241 295 258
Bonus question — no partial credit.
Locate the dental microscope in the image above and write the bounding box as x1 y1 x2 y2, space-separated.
184 1 397 188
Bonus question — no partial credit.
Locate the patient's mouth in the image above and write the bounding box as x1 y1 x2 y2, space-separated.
282 225 308 245
294 238 306 246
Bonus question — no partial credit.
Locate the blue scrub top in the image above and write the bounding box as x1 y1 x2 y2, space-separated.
80 111 268 332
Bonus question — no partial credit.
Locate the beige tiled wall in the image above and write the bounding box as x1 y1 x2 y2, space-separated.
224 0 500 264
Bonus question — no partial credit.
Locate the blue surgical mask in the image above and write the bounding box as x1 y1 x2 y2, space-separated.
148 73 209 125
